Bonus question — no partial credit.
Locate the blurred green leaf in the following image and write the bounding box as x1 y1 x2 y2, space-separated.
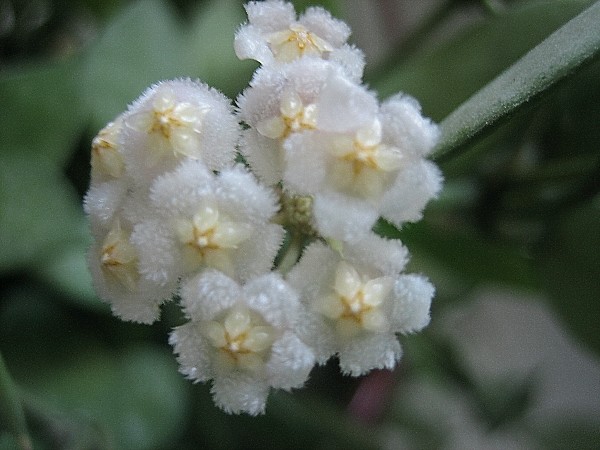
371 0 595 120
375 220 539 295
35 240 107 313
535 418 600 450
435 1 600 160
1 287 188 449
537 202 600 355
0 353 31 450
0 60 85 167
186 1 255 97
0 153 88 273
81 0 197 129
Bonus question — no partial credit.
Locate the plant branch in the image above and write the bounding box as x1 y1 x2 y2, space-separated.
434 1 600 162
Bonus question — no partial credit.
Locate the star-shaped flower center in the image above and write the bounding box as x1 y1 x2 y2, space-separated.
267 24 334 62
318 261 393 337
100 220 139 290
175 205 252 274
127 90 210 164
329 120 404 198
256 90 317 140
91 120 124 179
204 307 276 372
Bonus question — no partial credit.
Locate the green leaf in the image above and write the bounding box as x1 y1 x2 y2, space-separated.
434 1 600 160
0 153 88 273
35 239 107 313
0 353 31 450
536 202 600 355
371 1 594 119
81 0 197 129
375 219 539 297
0 288 188 449
185 1 255 97
0 59 85 168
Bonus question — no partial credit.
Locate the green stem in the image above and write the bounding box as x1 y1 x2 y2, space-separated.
434 1 600 162
0 353 32 450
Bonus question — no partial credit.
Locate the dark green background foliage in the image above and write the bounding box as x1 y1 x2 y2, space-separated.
1 0 599 448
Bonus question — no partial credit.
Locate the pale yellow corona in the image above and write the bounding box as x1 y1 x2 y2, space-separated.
128 90 210 164
204 307 276 372
329 120 404 198
257 90 317 140
175 205 252 274
91 120 124 179
319 261 393 337
100 220 139 290
267 24 333 62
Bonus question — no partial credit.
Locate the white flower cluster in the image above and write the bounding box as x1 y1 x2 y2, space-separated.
84 0 442 415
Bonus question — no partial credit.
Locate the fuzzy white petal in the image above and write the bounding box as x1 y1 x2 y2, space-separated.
211 372 270 415
316 70 378 133
380 159 444 226
300 6 350 46
313 192 378 241
391 274 434 333
380 94 440 158
169 322 213 382
215 165 280 223
338 333 402 376
267 331 315 390
234 223 285 282
244 273 300 328
180 269 241 321
84 180 128 230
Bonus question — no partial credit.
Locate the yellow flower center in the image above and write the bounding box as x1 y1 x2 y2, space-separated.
256 90 317 140
91 120 124 179
329 120 404 198
318 261 393 337
127 90 210 165
100 220 139 290
267 24 334 62
204 307 276 372
175 205 252 274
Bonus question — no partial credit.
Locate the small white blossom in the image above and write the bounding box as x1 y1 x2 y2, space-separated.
87 218 177 323
287 238 433 376
237 58 336 185
131 160 284 285
170 270 315 415
283 71 442 239
234 0 364 78
85 115 132 231
121 79 238 185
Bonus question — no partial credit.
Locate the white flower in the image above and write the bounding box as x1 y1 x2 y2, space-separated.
287 237 433 376
234 0 364 79
283 71 442 239
121 79 238 185
130 160 284 285
170 270 315 415
87 218 177 324
237 58 336 185
85 115 132 232
90 115 126 182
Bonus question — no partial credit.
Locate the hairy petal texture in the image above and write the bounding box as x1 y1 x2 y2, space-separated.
121 79 238 186
235 0 363 78
288 239 433 373
171 272 315 415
